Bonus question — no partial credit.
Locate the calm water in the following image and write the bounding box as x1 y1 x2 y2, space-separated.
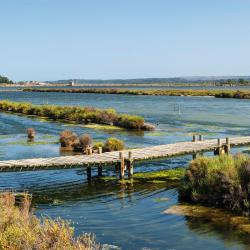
0 90 250 249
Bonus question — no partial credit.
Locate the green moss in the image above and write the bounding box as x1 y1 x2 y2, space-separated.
133 168 185 181
84 124 123 130
99 176 117 181
99 168 185 184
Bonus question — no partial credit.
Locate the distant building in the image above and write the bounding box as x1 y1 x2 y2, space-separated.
68 80 75 86
18 81 48 86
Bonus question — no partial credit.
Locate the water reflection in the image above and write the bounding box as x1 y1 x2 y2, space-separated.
186 215 250 249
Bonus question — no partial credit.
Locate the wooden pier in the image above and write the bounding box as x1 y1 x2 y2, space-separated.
0 136 250 178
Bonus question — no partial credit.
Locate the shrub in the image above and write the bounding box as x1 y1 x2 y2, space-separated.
79 134 92 151
0 192 100 249
104 138 125 152
179 154 250 215
93 141 105 151
116 114 145 130
60 130 78 149
27 128 36 139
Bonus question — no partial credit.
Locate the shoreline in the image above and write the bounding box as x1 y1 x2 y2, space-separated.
23 87 250 99
0 100 154 131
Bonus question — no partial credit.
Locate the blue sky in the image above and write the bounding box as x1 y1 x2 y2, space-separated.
1 0 250 81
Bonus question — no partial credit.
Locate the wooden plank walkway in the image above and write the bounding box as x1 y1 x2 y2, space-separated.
0 136 250 173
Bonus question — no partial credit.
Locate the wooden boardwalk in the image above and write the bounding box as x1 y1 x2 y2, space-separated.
0 136 250 176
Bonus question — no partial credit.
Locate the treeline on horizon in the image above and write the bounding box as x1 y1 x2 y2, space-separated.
1 73 250 85
0 75 13 84
47 77 250 85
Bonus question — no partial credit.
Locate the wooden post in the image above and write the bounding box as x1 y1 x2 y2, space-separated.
87 166 91 181
119 152 125 179
192 153 197 160
27 128 35 142
98 166 102 176
86 147 92 155
127 151 134 178
192 135 197 142
98 147 102 154
214 138 224 156
97 147 103 176
199 135 203 141
225 137 231 154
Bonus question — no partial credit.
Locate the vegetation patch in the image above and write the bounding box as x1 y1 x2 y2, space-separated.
84 124 123 131
99 168 185 184
179 154 250 216
93 141 105 151
23 87 250 99
165 204 250 235
0 192 99 249
0 100 153 130
146 131 168 137
6 140 57 146
104 137 125 152
133 168 185 182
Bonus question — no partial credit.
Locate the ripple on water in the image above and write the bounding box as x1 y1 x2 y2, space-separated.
0 91 250 249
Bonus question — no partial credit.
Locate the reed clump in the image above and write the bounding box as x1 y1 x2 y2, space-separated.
93 142 105 151
79 134 92 151
0 192 100 250
0 100 153 130
179 154 250 216
59 131 125 153
103 137 125 152
60 130 79 149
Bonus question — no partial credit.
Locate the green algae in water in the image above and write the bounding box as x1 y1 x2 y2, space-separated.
153 197 170 202
165 204 250 235
40 134 56 139
6 140 58 146
146 131 168 137
0 135 11 139
133 168 185 181
99 168 185 185
84 124 123 131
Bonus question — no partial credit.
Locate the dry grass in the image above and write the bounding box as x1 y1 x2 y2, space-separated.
0 192 100 249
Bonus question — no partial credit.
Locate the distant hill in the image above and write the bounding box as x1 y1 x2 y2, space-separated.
47 76 250 84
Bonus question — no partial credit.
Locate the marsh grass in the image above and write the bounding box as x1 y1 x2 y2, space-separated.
179 154 250 215
0 100 151 130
0 192 100 249
24 87 250 99
103 138 125 152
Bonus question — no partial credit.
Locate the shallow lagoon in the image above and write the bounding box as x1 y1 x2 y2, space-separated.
0 90 250 249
